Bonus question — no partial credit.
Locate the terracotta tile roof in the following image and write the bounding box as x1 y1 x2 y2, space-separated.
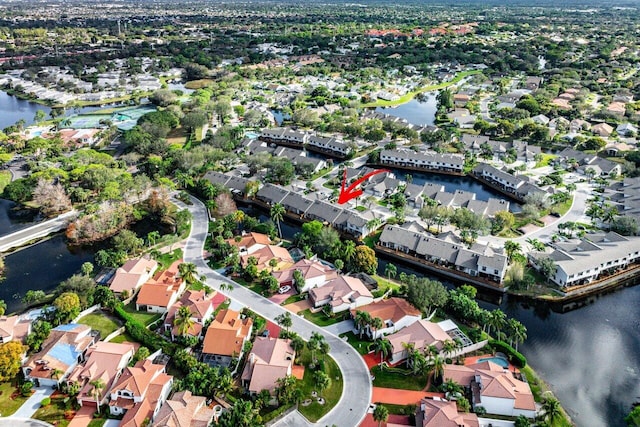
225 232 271 251
0 315 31 342
417 398 479 427
240 245 294 271
109 257 158 294
350 298 421 324
164 290 219 338
136 282 181 308
110 359 166 397
23 324 94 380
202 309 253 357
70 341 135 403
153 390 215 427
443 361 535 411
241 337 294 393
387 319 451 355
272 259 337 284
310 275 373 307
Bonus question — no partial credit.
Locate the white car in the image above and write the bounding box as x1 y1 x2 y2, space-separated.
278 285 292 294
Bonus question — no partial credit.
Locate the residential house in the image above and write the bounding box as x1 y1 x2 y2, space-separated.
109 257 158 297
225 232 271 256
271 258 338 292
447 109 475 129
23 324 96 387
333 210 371 239
202 171 230 187
380 149 464 174
256 184 290 207
68 342 135 408
152 390 215 427
307 135 352 158
109 359 174 427
557 148 622 177
385 319 452 364
592 123 614 137
281 192 313 216
304 201 344 225
259 128 308 147
616 123 637 137
606 102 626 117
241 337 295 395
135 261 185 314
225 176 250 195
528 232 640 288
0 315 31 343
378 225 508 284
453 93 470 107
444 361 536 418
202 309 253 368
309 275 373 313
362 176 402 198
524 76 543 91
472 163 546 200
164 290 223 340
351 298 421 340
416 397 479 427
240 245 294 271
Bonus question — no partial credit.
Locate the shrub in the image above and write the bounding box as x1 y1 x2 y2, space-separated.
21 381 33 396
41 397 51 406
488 339 527 368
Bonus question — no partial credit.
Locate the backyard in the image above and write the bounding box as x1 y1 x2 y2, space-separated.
123 302 162 326
78 312 121 339
371 365 428 391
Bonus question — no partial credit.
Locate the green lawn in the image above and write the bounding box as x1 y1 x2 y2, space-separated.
78 312 121 339
33 396 71 427
363 231 382 248
522 366 573 427
371 365 427 391
298 309 342 327
0 380 29 416
360 70 481 108
371 274 402 293
297 349 344 423
109 331 137 344
123 302 162 326
0 171 12 194
534 153 557 168
154 248 183 271
340 331 372 355
88 420 106 427
281 293 307 306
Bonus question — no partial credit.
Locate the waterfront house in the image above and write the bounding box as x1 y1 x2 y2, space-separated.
444 361 536 418
309 275 373 313
386 319 452 365
351 298 422 340
201 309 253 368
153 390 216 427
0 315 31 343
108 359 173 427
68 342 135 409
416 397 479 427
281 192 314 216
307 135 352 157
23 324 96 387
472 163 546 200
256 184 290 206
528 232 640 288
109 257 158 297
241 337 295 395
380 149 464 174
305 200 344 224
135 260 184 314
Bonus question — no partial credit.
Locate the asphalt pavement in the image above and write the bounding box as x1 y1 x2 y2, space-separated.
174 195 372 427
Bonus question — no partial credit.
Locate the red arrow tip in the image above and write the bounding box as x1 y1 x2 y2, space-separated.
337 168 389 205
338 187 363 204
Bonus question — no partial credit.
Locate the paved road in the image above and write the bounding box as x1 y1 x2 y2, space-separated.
0 419 52 427
12 386 55 419
0 210 77 252
175 196 372 427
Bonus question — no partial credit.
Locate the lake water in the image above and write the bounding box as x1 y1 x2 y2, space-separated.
374 92 438 126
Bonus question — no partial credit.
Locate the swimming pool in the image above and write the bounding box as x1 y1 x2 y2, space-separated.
245 131 259 139
477 356 509 368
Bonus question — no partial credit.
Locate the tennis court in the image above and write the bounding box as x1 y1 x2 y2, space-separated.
62 105 156 130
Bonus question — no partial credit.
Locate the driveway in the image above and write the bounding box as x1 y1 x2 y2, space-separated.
68 405 94 427
12 386 55 419
323 319 355 336
175 196 372 427
283 299 312 314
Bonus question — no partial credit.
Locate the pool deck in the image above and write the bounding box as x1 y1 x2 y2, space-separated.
465 354 520 373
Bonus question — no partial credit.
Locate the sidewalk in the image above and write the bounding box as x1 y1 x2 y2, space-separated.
12 386 55 419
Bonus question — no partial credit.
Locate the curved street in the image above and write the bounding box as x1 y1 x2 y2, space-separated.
175 195 372 427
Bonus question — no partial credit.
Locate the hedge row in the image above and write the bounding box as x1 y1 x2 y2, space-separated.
114 304 177 356
488 339 527 368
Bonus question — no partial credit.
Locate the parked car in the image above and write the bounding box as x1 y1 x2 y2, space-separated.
278 285 292 294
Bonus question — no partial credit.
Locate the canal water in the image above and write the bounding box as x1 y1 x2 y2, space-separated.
374 92 438 127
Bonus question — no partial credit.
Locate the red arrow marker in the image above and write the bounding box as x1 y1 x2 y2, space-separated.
337 168 390 204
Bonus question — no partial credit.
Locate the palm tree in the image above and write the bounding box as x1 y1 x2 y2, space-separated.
275 312 292 334
442 340 457 359
372 338 392 368
354 311 372 338
0 300 6 316
366 218 382 233
373 404 389 427
508 319 528 351
489 309 507 338
370 317 384 339
90 378 105 414
175 171 194 189
343 240 356 263
429 354 445 383
525 237 545 252
308 332 327 364
542 396 562 423
174 306 194 337
384 263 397 281
504 240 522 262
146 231 160 247
178 262 198 284
232 210 245 233
50 368 63 381
270 203 285 238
